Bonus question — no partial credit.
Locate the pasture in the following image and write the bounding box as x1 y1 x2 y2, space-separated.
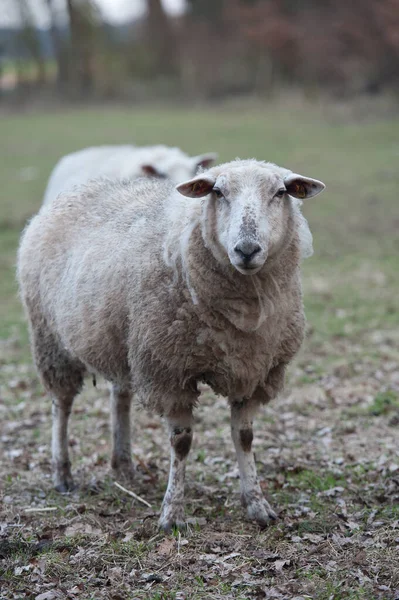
0 102 398 599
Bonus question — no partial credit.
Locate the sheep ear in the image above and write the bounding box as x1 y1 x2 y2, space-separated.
176 176 215 198
141 164 165 178
193 153 218 172
284 174 325 199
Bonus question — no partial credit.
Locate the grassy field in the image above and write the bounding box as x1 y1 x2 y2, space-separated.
0 102 398 599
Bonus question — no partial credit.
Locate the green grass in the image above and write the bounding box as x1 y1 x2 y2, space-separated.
345 389 399 418
367 390 399 416
287 469 345 493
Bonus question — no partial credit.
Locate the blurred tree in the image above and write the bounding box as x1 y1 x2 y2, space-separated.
45 0 69 88
228 0 300 92
66 0 100 94
179 0 253 99
145 0 178 75
15 0 46 86
185 0 225 24
335 0 399 92
4 0 399 102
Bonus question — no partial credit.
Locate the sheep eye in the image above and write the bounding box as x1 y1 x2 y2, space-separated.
274 188 286 198
213 187 223 198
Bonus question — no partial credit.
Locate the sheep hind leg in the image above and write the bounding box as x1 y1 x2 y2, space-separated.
230 400 277 527
159 410 193 532
51 393 76 492
31 325 84 493
110 384 135 481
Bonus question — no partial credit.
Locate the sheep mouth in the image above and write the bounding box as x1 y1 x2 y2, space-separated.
234 263 263 275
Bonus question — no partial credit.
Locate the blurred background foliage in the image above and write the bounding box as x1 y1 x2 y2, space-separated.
1 0 399 103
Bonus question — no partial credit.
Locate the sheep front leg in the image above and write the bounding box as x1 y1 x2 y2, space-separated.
52 394 75 492
159 410 193 532
230 401 277 527
110 384 135 480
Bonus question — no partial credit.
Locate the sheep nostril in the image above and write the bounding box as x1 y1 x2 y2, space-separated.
234 242 261 263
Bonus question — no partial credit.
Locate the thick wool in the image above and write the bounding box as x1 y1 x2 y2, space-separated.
18 159 324 529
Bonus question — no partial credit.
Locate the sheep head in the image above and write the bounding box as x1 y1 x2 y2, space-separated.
177 160 325 275
141 151 218 184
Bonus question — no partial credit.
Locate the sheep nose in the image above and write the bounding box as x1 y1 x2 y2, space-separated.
234 241 261 263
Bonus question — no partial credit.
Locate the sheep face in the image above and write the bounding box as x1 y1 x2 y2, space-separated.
141 152 218 184
177 161 325 275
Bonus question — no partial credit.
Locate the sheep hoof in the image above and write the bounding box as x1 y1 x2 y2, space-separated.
158 519 187 533
158 506 187 532
53 461 75 493
111 460 136 483
54 478 76 493
245 498 277 528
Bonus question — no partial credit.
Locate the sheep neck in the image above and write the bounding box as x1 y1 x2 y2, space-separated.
184 223 300 333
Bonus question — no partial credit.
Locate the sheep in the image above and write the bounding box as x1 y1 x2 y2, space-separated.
42 144 218 206
17 159 325 531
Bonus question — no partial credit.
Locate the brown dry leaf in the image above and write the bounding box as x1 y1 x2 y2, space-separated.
186 517 207 526
199 553 218 563
273 559 290 572
67 586 84 594
64 522 102 536
336 497 348 517
222 552 241 561
157 537 175 557
107 566 122 581
263 587 285 598
140 572 164 583
302 533 324 544
346 521 361 531
291 535 302 543
353 550 367 565
35 592 61 600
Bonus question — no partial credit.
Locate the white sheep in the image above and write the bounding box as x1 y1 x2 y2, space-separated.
18 159 325 530
42 144 218 206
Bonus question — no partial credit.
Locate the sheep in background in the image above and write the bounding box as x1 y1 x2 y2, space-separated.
42 144 218 205
18 159 325 530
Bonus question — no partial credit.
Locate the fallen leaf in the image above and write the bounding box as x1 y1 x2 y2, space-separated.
317 486 345 497
157 537 175 557
35 592 59 600
273 559 290 572
140 572 164 583
223 552 241 561
186 517 207 526
353 550 367 565
302 533 324 544
346 521 361 531
67 586 83 594
14 565 31 575
65 523 102 536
